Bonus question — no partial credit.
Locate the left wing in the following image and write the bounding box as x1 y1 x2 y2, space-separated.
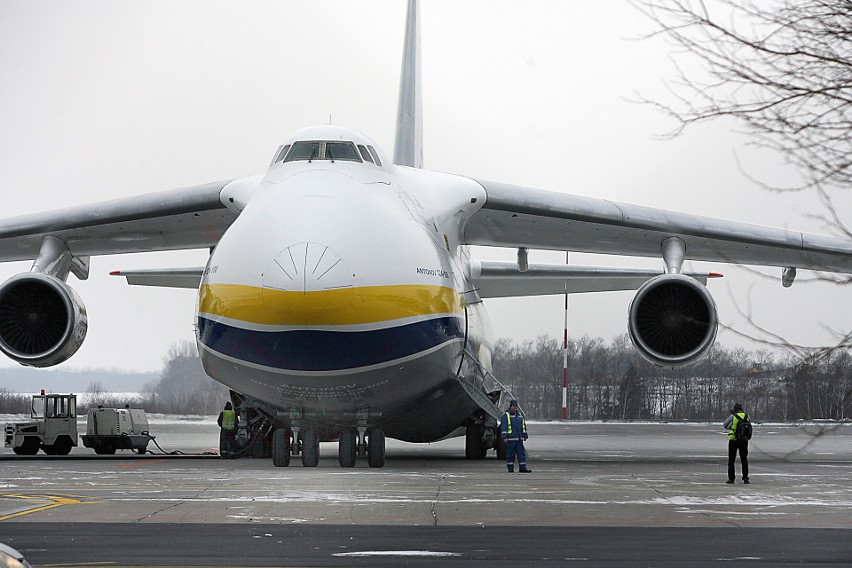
464 180 852 276
0 175 261 263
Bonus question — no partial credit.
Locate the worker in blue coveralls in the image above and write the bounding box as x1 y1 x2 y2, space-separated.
500 399 532 473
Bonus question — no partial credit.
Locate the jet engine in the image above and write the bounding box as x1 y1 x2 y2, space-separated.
628 274 717 367
0 273 88 367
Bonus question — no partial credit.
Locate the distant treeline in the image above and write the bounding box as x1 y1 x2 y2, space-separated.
0 367 159 394
2 337 849 420
495 335 851 421
0 341 228 416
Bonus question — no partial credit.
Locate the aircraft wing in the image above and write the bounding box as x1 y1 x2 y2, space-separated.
0 178 253 263
464 180 852 275
470 260 719 298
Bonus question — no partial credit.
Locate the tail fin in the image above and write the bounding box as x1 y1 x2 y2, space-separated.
393 0 423 169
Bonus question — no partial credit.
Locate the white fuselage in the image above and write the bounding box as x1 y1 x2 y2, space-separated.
194 126 493 441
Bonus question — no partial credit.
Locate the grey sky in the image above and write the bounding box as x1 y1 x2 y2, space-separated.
0 1 849 372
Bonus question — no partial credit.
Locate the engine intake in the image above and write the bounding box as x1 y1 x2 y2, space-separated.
0 273 88 367
628 274 717 367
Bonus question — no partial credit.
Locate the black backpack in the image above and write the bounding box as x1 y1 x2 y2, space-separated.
735 413 753 441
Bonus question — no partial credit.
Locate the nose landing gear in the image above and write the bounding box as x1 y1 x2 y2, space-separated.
271 408 385 468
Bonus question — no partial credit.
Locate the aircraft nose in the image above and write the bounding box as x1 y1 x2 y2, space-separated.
265 241 352 292
262 242 355 325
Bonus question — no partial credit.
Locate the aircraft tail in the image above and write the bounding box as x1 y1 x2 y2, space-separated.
393 0 423 169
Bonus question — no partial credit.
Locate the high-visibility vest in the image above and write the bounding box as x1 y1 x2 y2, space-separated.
503 411 526 437
222 409 236 431
728 412 746 440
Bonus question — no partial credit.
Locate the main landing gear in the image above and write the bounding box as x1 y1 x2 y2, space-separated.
465 421 504 461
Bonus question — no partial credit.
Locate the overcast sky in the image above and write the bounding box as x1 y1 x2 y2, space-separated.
0 1 849 373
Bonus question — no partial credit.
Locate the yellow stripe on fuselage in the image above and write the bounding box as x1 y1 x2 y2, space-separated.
198 283 463 326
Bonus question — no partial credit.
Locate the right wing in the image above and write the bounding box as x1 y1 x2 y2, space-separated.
109 268 204 289
464 180 852 275
470 260 719 298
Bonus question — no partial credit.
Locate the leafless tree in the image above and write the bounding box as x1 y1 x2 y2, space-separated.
634 0 851 359
633 0 851 197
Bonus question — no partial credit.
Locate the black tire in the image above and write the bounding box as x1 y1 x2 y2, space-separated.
94 442 116 455
13 437 40 456
249 437 266 458
465 426 487 460
367 427 385 468
301 428 319 467
51 436 73 456
272 429 291 467
135 447 147 455
495 432 507 461
338 427 357 468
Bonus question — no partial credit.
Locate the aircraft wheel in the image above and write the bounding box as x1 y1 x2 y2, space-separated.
301 428 319 467
14 437 40 455
367 427 385 468
338 427 357 468
465 425 487 460
272 429 291 467
249 437 267 458
495 432 507 461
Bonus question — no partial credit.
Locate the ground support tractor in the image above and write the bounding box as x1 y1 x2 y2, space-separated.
4 393 78 455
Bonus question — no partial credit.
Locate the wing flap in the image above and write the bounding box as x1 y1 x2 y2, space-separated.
471 260 717 298
466 180 852 274
110 268 204 289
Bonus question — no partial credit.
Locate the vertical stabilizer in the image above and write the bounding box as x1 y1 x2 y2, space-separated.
393 0 423 169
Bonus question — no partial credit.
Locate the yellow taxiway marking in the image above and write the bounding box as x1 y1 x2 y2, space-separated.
39 564 116 567
0 493 95 521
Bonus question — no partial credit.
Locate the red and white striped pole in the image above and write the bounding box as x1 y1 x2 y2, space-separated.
562 252 569 420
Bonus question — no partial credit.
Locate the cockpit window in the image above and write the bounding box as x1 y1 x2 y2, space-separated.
358 144 374 163
281 140 363 163
284 141 321 162
325 142 361 162
271 144 290 165
367 145 382 166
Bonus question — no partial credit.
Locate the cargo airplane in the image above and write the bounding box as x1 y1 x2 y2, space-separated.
0 1 850 467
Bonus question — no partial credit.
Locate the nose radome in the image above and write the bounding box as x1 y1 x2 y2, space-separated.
264 242 353 292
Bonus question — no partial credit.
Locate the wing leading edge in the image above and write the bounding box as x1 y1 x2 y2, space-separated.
0 176 261 264
464 180 852 275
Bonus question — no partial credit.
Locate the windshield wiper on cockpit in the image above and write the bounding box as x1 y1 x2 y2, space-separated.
308 145 318 163
327 145 335 163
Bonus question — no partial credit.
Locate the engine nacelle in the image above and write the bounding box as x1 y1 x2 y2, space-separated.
0 273 88 367
628 273 717 367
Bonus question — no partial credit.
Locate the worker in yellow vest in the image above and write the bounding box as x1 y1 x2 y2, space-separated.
217 401 237 459
500 399 531 473
723 402 751 484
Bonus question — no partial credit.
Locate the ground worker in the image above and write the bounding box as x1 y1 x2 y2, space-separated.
723 402 750 484
500 399 532 473
217 401 237 459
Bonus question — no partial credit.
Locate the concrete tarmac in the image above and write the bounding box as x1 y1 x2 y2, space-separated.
1 418 850 566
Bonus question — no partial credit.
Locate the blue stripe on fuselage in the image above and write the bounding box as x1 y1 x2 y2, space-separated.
197 315 465 372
